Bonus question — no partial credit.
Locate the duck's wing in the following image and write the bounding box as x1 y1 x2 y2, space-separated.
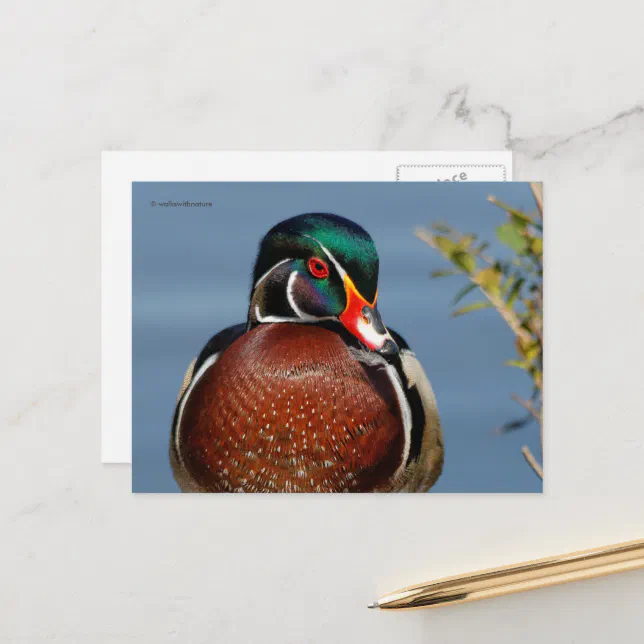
170 323 246 491
388 329 444 492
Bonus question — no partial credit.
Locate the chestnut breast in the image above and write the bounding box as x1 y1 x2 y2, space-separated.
177 324 406 492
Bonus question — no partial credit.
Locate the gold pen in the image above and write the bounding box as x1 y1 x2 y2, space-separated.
369 538 644 610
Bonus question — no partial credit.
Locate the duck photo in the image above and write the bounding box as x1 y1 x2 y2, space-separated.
170 213 444 492
132 181 542 494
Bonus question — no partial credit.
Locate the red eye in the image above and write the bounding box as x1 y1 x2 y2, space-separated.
308 257 329 279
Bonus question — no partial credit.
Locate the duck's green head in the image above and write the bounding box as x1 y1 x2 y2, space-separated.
248 213 398 356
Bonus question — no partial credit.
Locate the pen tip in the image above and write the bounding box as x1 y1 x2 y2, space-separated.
367 601 379 609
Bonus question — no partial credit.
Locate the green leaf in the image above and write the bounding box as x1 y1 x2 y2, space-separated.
510 213 528 230
452 282 477 305
496 223 528 253
452 250 476 274
506 277 525 306
511 210 536 226
524 344 541 363
452 301 491 317
530 237 543 256
434 236 457 255
489 198 537 225
474 267 502 295
505 359 527 369
430 269 459 279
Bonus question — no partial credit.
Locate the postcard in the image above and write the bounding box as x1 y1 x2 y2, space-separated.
102 151 513 464
129 180 542 493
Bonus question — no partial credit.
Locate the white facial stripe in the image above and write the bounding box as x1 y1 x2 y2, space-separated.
286 271 308 319
253 258 292 289
255 270 337 324
255 303 336 325
301 234 347 279
255 305 302 324
287 271 336 322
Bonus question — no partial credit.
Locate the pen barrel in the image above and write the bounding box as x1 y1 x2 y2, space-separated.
379 539 644 609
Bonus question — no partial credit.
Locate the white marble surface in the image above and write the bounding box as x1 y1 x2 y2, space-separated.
3 1 644 642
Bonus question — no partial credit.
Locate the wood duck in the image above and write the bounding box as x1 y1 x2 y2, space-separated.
171 213 443 492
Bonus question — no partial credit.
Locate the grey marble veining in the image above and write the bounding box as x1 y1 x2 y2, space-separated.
2 1 643 642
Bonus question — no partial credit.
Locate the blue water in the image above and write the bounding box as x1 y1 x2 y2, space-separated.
132 181 542 493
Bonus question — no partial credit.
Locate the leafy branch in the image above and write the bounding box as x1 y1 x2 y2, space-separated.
415 183 543 479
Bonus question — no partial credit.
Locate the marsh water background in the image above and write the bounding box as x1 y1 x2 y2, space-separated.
132 181 542 493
